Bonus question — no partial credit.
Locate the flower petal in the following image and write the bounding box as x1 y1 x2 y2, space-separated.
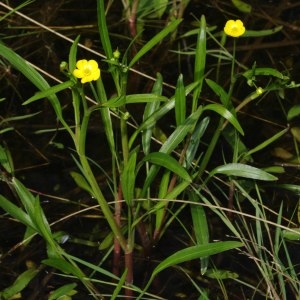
73 69 84 78
88 60 98 70
76 59 87 69
73 59 101 83
224 19 245 38
92 69 100 81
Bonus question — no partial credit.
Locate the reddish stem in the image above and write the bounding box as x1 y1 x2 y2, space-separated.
113 184 123 277
124 251 134 299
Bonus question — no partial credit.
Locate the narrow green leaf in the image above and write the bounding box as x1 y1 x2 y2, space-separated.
205 79 229 108
99 231 114 250
205 269 239 279
121 149 138 206
0 0 34 22
276 184 300 195
48 283 77 300
96 79 116 156
243 26 282 38
137 241 243 300
210 163 278 181
231 0 252 13
0 195 36 230
243 67 289 81
160 106 203 154
0 43 63 119
69 35 81 72
0 112 40 126
0 144 14 174
287 104 300 121
97 0 113 59
142 73 163 155
24 80 75 105
155 171 171 232
103 94 167 107
126 94 166 104
192 15 206 112
70 171 94 197
190 193 209 275
203 104 244 135
185 117 210 169
0 268 39 299
243 127 289 158
12 177 37 218
262 166 285 174
143 152 191 182
153 241 243 277
33 196 58 253
128 18 182 68
66 253 119 280
175 74 186 126
129 80 201 148
141 106 202 195
282 228 300 241
42 258 83 278
111 270 127 300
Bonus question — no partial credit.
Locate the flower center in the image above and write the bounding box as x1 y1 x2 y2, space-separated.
232 25 238 32
83 64 92 76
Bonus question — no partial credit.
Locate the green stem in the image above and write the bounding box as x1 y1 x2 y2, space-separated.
77 107 128 252
120 116 129 164
198 39 237 178
198 118 224 178
120 71 129 164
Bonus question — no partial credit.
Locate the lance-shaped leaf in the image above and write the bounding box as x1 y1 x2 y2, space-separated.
121 149 138 206
103 94 167 108
0 268 39 300
24 80 75 105
0 43 63 119
210 163 278 181
175 74 186 126
143 152 191 182
129 80 200 148
243 67 289 81
203 103 244 135
142 73 163 155
141 106 202 196
137 241 243 299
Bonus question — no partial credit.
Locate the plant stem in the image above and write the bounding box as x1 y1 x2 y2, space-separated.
78 108 128 252
124 251 134 299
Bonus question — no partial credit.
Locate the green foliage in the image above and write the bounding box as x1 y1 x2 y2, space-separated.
48 283 78 300
0 268 39 300
1 1 300 299
231 0 252 13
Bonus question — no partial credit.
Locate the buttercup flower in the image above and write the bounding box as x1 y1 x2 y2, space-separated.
224 20 245 38
73 59 100 83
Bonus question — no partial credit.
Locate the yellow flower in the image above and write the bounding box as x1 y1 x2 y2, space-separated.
73 59 100 83
224 20 245 38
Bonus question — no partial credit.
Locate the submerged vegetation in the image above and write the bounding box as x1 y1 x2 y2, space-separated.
0 1 300 299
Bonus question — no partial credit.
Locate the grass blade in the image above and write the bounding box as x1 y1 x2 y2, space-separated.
192 15 206 112
138 241 243 299
96 0 113 59
190 193 210 275
203 104 244 135
142 152 192 182
142 73 163 155
0 43 63 119
210 163 278 181
175 74 186 126
0 268 39 299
